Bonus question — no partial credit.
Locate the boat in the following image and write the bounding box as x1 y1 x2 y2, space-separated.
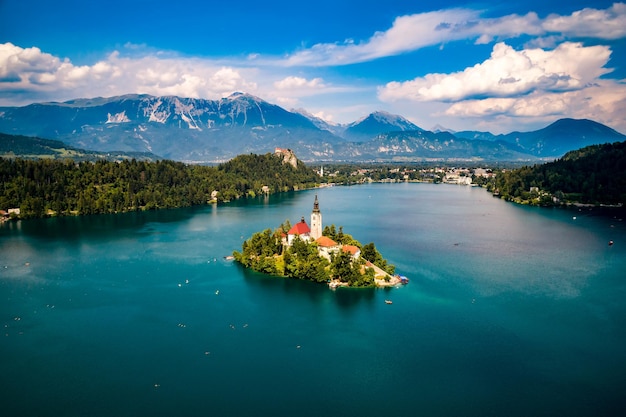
384 300 393 304
609 240 614 246
395 275 409 284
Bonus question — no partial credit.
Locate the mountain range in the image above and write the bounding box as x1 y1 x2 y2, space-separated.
1 93 624 163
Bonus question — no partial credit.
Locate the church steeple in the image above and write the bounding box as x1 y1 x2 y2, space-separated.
310 195 322 240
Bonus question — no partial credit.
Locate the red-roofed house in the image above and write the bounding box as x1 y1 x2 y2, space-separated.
316 236 337 247
342 245 361 259
316 236 339 259
287 217 311 245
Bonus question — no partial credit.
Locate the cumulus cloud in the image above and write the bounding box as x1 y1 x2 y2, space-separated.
312 111 335 123
282 3 626 67
273 96 299 108
0 43 61 85
443 80 626 132
0 42 352 115
274 76 325 90
378 42 612 102
270 77 326 106
543 2 626 40
377 39 626 134
0 43 258 105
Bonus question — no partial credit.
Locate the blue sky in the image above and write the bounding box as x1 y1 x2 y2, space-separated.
1 0 625 133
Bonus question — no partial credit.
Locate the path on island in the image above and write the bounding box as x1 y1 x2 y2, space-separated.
370 263 401 287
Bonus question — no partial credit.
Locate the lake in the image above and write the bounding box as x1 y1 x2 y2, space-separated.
1 183 625 417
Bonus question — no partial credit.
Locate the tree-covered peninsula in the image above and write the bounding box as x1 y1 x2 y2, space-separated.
481 141 626 206
0 149 320 219
233 196 399 288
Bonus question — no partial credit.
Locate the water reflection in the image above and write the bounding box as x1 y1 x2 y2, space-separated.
1 208 200 243
240 263 376 307
333 286 376 308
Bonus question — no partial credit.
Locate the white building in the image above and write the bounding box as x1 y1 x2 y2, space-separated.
310 194 322 240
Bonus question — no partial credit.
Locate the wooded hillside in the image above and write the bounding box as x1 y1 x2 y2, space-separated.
0 153 320 218
486 141 626 205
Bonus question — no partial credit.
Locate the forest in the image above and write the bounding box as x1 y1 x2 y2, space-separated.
0 153 321 219
3 135 625 219
480 141 626 206
233 222 395 288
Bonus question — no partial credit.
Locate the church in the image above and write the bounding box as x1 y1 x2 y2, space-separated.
285 194 322 245
285 195 360 260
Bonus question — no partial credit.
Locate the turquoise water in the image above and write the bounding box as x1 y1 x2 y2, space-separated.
1 183 625 416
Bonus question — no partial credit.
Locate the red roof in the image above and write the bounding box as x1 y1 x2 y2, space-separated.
342 245 360 255
316 236 337 247
288 220 310 235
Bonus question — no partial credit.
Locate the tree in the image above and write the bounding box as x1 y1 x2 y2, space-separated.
361 242 395 275
323 224 337 240
332 250 358 283
361 243 378 263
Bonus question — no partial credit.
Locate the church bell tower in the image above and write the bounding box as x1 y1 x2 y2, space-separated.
310 195 322 240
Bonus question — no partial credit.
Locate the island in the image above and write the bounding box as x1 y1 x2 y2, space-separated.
233 195 406 288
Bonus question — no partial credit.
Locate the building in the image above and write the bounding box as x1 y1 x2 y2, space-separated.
284 196 361 261
286 217 311 245
310 194 322 240
342 245 361 259
316 236 339 260
285 195 322 245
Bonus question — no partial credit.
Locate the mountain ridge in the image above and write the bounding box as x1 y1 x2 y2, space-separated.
1 93 624 162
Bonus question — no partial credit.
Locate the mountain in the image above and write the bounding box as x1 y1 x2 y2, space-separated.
410 119 626 159
350 131 533 161
0 93 340 162
1 93 624 162
498 119 626 157
431 124 456 134
0 132 158 162
292 108 344 136
454 131 498 141
344 111 422 141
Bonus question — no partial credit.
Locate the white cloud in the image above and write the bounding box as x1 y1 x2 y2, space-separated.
543 2 626 40
274 76 325 90
0 43 259 104
312 111 334 123
284 8 481 66
0 42 356 120
1 3 625 132
378 42 612 102
282 3 626 67
265 76 365 111
443 80 626 133
375 37 625 134
472 12 543 44
273 96 299 108
0 43 60 82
